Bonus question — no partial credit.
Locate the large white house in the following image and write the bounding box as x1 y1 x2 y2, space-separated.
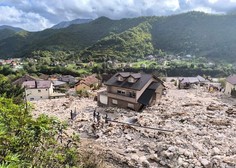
225 74 236 95
22 80 53 101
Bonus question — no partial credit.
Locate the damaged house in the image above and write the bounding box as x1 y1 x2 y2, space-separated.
178 75 209 89
97 72 164 111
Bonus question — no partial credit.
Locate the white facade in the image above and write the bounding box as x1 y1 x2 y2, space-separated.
25 83 53 101
225 82 236 95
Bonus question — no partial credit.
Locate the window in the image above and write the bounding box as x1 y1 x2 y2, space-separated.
40 96 43 99
117 90 125 95
38 90 41 93
117 76 124 81
112 99 118 105
128 77 135 83
129 91 136 98
30 98 34 101
46 89 48 91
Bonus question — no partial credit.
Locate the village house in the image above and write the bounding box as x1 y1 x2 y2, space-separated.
13 74 39 86
177 75 209 89
22 80 53 101
225 74 236 95
75 75 100 91
97 72 164 111
58 75 78 84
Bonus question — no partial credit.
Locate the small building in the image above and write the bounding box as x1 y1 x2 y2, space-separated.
177 75 209 89
97 72 164 111
178 77 199 89
13 74 39 86
52 80 68 92
196 75 210 86
22 80 53 101
225 74 236 95
58 75 78 84
75 75 100 91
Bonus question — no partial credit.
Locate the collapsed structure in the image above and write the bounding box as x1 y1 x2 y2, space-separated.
97 72 164 111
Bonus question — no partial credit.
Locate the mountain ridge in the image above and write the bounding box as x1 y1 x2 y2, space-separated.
0 25 24 32
51 18 93 29
0 12 236 62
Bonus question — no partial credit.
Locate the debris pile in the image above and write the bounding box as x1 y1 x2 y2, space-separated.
33 85 236 168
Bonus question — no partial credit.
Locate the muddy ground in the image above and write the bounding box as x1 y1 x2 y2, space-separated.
32 82 236 168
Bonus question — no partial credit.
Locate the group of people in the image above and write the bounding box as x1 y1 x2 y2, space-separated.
93 109 109 124
93 110 101 123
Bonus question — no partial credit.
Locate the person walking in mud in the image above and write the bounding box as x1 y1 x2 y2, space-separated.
97 112 101 125
93 108 96 122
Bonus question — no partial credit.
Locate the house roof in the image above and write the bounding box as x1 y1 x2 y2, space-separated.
105 72 161 91
52 80 67 86
226 74 236 85
79 75 99 86
179 75 209 84
138 82 161 106
13 75 39 86
23 80 52 89
197 75 209 82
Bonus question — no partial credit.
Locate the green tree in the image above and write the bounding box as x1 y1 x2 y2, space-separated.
0 74 24 103
0 97 81 167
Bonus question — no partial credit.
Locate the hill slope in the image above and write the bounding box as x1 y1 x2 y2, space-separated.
0 25 24 32
0 12 236 62
0 25 25 41
0 17 149 58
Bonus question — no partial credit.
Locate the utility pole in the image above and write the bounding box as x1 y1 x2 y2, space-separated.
24 87 28 112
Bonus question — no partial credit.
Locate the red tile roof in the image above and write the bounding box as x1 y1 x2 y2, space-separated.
79 75 99 86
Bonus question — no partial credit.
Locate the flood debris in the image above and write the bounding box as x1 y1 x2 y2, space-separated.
32 82 236 168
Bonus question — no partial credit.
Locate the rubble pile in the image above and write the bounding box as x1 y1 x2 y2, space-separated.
33 84 236 168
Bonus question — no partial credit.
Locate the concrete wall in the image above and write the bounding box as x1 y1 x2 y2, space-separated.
225 82 236 95
107 97 141 111
26 88 50 101
155 85 164 99
26 83 53 101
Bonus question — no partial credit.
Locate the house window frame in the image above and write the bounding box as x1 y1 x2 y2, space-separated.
128 77 135 83
117 90 126 95
129 91 136 98
38 89 41 93
117 76 124 81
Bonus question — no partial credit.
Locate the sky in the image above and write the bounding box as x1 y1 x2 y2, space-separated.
0 0 236 31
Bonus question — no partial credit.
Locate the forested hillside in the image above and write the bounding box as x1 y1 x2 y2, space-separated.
0 17 148 58
150 12 236 61
0 12 236 62
80 21 154 62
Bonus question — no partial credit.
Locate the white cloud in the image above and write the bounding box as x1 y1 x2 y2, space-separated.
0 5 52 31
1 0 236 31
209 0 218 3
